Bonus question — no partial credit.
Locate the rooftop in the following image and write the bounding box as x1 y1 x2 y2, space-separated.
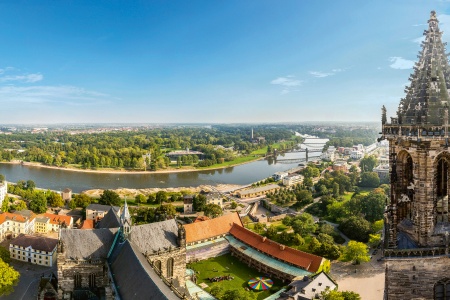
86 203 120 213
11 234 58 252
184 212 242 243
229 224 324 273
237 184 280 196
130 219 180 253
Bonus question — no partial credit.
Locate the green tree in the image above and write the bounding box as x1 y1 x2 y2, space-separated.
68 200 76 209
26 180 36 191
359 172 380 188
47 192 64 207
193 194 206 211
0 246 10 263
147 193 156 204
73 194 92 209
254 222 265 233
230 201 237 209
368 233 381 247
339 216 371 242
342 240 370 265
1 197 9 212
360 192 385 222
156 204 176 218
0 258 20 296
203 203 223 218
308 237 321 252
29 194 47 213
291 213 317 236
135 194 147 204
266 225 278 239
13 200 27 212
99 190 121 206
210 286 224 299
0 174 4 182
360 155 378 172
155 191 168 205
222 289 251 300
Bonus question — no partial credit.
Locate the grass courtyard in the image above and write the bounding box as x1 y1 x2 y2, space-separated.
187 254 286 300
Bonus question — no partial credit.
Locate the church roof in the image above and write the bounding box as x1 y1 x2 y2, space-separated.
184 212 242 243
129 219 179 253
96 207 121 229
60 228 118 259
397 11 450 125
108 240 180 300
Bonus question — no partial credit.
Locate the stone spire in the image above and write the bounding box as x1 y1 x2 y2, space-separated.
120 198 132 238
397 11 450 125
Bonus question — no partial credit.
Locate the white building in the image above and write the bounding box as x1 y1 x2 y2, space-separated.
373 164 390 180
9 234 58 267
0 181 7 210
0 210 36 240
205 192 223 208
86 204 120 221
321 147 335 162
350 150 364 160
283 175 304 186
272 172 288 181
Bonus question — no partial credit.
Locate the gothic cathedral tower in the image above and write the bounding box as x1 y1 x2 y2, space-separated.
383 11 450 299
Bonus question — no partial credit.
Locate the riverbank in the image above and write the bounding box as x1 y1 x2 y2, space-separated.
1 157 264 175
82 184 243 198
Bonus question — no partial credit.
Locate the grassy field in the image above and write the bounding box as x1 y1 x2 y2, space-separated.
187 254 285 300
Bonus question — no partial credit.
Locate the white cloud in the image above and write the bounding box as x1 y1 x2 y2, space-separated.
270 76 302 87
309 71 333 78
0 73 43 83
389 57 414 70
0 85 110 105
309 68 345 78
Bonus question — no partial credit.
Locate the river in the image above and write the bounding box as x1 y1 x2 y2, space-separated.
0 139 327 193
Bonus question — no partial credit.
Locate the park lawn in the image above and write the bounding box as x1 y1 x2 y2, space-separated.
196 155 261 170
187 254 285 300
268 221 288 232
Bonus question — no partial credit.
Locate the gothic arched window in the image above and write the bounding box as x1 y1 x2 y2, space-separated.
435 278 450 300
155 260 161 273
167 257 174 278
435 156 450 223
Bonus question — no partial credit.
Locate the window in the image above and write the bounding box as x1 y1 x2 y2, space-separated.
89 274 96 288
155 260 161 272
435 278 450 300
74 273 82 288
167 258 174 278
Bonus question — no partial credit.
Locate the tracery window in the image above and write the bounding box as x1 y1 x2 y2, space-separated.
155 260 161 272
435 278 450 300
436 157 450 223
89 273 96 288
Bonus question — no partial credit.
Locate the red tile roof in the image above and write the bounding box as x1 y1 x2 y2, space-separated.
0 211 35 224
79 219 94 229
194 216 210 223
43 213 72 226
184 212 242 243
229 224 324 273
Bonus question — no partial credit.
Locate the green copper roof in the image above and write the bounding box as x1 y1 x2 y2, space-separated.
397 11 450 126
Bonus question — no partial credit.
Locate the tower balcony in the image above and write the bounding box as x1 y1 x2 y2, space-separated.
382 123 450 142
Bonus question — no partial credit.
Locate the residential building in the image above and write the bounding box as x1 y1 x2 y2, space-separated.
278 272 338 300
272 172 288 181
320 148 335 162
350 150 363 160
0 210 36 240
236 184 280 199
9 234 58 267
332 161 348 173
282 175 304 187
0 180 6 210
205 192 223 208
35 213 73 233
85 203 119 220
373 164 389 180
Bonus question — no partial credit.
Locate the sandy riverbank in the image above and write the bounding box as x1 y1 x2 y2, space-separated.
82 184 243 198
1 157 264 175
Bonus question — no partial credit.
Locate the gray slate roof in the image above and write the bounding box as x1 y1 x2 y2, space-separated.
130 219 179 254
96 208 121 229
86 203 119 213
60 228 118 259
109 240 179 300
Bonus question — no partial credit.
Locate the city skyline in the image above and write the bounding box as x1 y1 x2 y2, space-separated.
0 1 448 124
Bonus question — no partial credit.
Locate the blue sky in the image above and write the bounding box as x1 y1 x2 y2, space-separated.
0 0 449 124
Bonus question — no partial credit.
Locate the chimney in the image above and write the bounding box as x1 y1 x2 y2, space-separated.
262 237 266 242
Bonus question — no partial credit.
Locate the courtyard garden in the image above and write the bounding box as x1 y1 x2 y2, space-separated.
187 254 285 300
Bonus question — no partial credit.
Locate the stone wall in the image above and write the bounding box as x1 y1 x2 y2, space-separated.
148 246 186 288
385 256 450 299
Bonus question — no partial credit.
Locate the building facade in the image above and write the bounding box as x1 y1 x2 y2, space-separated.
0 210 36 240
236 184 280 199
282 175 304 187
85 204 119 220
382 11 450 299
9 234 58 267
